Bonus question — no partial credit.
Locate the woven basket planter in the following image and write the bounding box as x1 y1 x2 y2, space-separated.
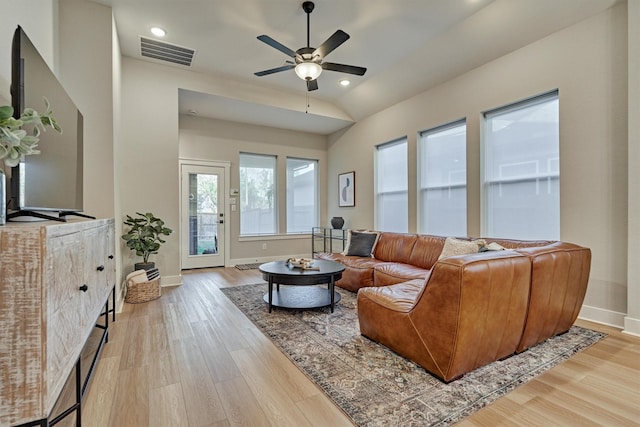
125 268 161 304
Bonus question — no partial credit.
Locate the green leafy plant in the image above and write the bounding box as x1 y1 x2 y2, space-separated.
0 98 62 167
122 212 173 264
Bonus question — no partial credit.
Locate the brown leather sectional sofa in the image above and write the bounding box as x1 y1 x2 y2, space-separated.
315 232 591 382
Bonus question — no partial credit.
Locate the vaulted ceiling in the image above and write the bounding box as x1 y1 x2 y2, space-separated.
92 0 619 134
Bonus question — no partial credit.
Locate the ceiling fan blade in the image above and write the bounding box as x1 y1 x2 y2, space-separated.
257 35 298 58
313 30 349 59
307 79 319 91
322 62 367 76
254 64 295 77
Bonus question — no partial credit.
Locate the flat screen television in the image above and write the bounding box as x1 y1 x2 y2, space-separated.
8 26 85 221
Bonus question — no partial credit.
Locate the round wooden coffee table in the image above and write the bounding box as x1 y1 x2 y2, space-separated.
259 259 345 313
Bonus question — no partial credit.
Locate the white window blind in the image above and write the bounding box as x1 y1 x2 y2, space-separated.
483 91 560 239
286 157 319 233
375 138 408 232
239 153 277 235
418 120 467 236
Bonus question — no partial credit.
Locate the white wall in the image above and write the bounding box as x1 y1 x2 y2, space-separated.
0 0 57 103
59 0 114 219
119 57 331 281
112 13 124 307
327 4 631 328
119 58 181 284
626 0 640 336
179 115 328 263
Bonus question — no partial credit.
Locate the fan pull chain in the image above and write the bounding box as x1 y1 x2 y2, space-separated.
306 92 309 113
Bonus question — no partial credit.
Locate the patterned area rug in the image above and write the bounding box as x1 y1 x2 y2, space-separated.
221 283 606 426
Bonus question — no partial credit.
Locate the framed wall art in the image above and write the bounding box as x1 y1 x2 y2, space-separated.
338 171 355 207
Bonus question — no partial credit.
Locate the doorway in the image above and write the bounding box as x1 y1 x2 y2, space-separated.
180 164 226 269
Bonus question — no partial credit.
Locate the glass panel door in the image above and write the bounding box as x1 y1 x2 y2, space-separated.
181 164 225 269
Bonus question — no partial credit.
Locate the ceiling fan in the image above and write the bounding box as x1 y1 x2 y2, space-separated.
254 1 367 91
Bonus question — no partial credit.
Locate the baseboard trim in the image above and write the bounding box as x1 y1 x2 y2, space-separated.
623 316 640 337
578 304 626 329
160 274 183 287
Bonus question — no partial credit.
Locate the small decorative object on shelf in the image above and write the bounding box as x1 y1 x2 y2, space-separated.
331 216 344 229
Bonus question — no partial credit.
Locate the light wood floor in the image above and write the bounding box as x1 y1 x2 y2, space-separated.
79 267 640 426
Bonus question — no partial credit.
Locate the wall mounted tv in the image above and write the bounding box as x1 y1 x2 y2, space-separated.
8 26 86 221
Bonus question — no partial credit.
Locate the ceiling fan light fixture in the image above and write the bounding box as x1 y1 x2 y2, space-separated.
295 62 322 81
255 1 365 92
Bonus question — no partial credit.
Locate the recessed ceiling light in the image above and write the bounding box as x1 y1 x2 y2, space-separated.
150 27 166 37
339 79 350 87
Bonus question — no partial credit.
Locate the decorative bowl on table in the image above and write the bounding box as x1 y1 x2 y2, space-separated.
286 258 315 269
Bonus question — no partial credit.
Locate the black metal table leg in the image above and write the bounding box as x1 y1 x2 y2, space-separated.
330 276 335 313
112 285 116 321
268 277 273 313
105 295 110 343
75 357 82 427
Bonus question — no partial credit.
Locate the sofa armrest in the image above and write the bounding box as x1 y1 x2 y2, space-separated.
513 243 591 352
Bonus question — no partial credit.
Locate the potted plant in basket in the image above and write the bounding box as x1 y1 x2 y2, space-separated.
122 212 173 271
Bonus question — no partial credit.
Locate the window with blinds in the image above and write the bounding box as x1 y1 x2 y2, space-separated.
418 120 467 236
483 91 560 239
375 138 408 232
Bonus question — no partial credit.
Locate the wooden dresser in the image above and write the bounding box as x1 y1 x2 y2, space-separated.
0 218 116 426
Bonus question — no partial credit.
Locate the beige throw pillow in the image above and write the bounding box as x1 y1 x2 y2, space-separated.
438 237 483 260
483 241 507 251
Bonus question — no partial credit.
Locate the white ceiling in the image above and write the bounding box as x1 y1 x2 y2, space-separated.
92 0 619 135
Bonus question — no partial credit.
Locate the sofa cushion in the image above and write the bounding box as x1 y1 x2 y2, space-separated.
373 232 418 263
316 252 384 291
357 279 425 313
438 237 483 260
373 263 430 287
408 235 447 269
342 230 380 257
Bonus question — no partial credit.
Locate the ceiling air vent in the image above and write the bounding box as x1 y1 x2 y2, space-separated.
139 37 195 67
